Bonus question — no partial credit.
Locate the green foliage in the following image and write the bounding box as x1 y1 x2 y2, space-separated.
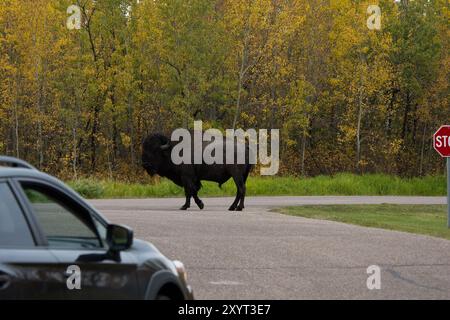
69 179 105 199
67 174 446 199
0 0 448 179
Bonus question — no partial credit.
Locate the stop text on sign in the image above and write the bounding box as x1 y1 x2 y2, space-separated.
435 136 450 148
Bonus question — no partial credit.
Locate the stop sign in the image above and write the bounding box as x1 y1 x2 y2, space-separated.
433 125 450 157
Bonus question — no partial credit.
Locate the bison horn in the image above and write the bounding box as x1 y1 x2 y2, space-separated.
160 142 170 150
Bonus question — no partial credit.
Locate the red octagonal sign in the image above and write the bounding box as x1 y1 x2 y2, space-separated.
433 125 450 158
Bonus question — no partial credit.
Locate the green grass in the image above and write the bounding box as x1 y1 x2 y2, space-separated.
66 173 447 199
277 204 450 240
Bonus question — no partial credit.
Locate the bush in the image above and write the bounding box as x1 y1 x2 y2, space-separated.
69 179 105 199
66 174 446 199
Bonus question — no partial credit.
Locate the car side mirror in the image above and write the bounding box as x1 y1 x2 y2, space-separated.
106 224 133 252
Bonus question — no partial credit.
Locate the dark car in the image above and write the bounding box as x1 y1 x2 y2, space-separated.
0 156 193 300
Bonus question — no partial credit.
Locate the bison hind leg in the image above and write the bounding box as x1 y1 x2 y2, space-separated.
193 182 204 209
194 195 204 210
230 174 246 211
228 193 238 211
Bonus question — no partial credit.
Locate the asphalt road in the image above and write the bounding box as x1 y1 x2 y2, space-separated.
90 196 450 300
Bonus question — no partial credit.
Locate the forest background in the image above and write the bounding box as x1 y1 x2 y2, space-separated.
0 0 448 187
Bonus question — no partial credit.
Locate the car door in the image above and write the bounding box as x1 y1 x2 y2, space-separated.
0 180 61 299
16 179 140 299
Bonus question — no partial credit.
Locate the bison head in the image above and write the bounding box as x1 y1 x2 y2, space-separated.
142 133 172 176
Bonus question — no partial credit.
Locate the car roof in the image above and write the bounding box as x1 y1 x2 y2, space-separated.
0 166 75 196
0 166 52 180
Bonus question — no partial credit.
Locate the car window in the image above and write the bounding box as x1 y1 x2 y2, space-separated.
21 183 102 249
0 182 34 247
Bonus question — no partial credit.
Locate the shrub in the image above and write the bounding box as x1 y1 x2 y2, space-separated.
69 179 105 199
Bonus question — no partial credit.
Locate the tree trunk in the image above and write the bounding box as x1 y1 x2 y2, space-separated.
232 48 246 130
232 25 250 130
356 95 362 173
300 129 307 176
90 104 100 172
356 57 365 174
402 90 410 141
33 39 43 169
72 127 78 179
419 124 427 176
13 100 19 158
127 98 135 166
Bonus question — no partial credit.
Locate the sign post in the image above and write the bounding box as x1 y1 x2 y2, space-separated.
433 125 450 228
448 157 450 228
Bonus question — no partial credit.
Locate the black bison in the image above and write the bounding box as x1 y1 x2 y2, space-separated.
142 132 253 211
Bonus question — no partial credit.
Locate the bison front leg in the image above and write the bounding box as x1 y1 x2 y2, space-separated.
180 175 203 210
180 191 191 210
